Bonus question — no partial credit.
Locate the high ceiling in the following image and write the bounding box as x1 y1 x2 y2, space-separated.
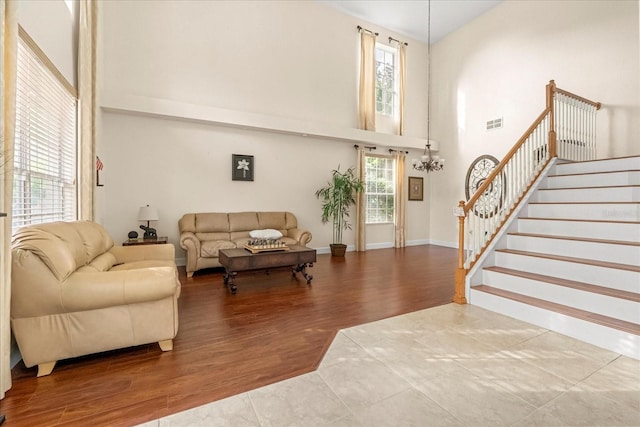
318 0 502 44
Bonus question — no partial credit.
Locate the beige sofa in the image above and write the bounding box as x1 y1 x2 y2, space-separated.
179 211 312 277
11 221 181 376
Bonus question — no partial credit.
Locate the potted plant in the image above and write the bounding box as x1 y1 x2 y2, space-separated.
315 166 364 257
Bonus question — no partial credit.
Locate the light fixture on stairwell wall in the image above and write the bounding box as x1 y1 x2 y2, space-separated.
412 0 445 173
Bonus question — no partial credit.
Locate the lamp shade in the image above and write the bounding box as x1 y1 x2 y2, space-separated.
138 205 159 222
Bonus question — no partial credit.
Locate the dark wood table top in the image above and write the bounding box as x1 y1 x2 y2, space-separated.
219 245 316 272
123 236 168 246
219 244 314 258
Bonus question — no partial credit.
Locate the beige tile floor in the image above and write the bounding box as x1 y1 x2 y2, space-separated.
138 304 640 427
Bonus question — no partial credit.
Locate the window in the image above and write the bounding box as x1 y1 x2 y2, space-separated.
13 28 78 231
375 44 398 117
365 156 395 224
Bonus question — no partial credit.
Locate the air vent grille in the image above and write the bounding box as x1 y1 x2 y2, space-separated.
486 117 503 130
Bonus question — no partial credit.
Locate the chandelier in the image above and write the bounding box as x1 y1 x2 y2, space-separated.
412 143 445 172
412 0 444 173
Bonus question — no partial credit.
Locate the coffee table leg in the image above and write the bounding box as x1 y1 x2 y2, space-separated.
224 270 238 294
292 263 313 284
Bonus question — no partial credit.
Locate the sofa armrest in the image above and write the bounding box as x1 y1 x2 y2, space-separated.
109 244 175 264
62 268 179 312
179 232 201 276
288 228 312 246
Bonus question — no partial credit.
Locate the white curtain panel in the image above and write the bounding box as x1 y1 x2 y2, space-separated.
398 43 406 136
0 0 18 398
358 31 376 131
394 152 406 247
78 0 98 220
355 146 366 251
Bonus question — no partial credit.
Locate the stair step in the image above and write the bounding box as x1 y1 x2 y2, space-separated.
535 185 639 202
555 156 640 175
496 248 640 272
527 202 640 221
545 170 640 188
483 266 640 323
506 232 639 264
484 266 640 302
471 285 640 336
494 248 640 292
509 232 639 247
517 217 640 242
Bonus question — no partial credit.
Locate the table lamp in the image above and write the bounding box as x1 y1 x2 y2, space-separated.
138 205 159 239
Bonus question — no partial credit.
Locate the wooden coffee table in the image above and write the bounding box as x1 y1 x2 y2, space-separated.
218 245 316 294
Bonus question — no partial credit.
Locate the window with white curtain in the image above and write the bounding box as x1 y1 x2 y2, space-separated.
375 43 399 134
13 27 78 232
375 44 397 116
365 155 395 224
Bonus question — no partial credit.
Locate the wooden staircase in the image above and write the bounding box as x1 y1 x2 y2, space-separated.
469 156 640 359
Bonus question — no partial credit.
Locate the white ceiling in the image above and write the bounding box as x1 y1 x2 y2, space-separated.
318 0 502 44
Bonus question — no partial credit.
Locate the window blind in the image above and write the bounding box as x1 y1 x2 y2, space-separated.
13 30 77 231
365 155 395 224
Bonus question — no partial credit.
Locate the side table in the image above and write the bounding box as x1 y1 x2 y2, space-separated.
123 236 168 246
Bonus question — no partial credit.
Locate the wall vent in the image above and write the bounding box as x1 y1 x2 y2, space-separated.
486 117 503 130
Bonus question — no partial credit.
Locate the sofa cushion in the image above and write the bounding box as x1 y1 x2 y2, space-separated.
12 221 114 281
280 236 298 246
200 240 236 258
195 232 231 242
196 213 230 233
77 252 117 272
73 221 115 261
257 212 287 230
229 212 259 232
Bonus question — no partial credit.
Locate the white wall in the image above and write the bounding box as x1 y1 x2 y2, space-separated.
18 0 76 86
98 0 431 262
427 0 640 247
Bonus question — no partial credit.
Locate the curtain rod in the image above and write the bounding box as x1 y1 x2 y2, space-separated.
354 144 376 151
357 25 379 36
388 148 408 154
388 36 408 46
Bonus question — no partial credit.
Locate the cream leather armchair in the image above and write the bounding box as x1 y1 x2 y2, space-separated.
11 221 181 376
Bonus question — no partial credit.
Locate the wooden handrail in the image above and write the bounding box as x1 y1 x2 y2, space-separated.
463 108 550 214
454 80 600 305
555 88 602 110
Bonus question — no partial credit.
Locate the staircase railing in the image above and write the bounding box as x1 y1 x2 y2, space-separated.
453 80 601 304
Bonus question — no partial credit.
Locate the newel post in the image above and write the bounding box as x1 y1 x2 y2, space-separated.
453 201 468 304
547 79 557 158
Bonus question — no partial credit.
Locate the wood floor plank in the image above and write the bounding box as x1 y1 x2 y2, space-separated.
3 245 456 426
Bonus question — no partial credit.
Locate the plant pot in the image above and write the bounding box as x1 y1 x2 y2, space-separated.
330 243 347 257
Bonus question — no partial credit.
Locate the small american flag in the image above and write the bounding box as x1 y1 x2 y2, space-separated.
96 156 104 171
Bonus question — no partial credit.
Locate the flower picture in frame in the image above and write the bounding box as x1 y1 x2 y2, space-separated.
232 154 254 181
408 176 423 201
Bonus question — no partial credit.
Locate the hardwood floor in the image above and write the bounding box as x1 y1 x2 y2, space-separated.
2 245 457 426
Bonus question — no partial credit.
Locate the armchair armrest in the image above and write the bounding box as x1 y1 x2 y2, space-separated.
62 268 179 312
288 228 312 246
109 244 175 264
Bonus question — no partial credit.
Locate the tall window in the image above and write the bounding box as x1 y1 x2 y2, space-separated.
13 28 78 231
365 156 395 224
375 44 398 117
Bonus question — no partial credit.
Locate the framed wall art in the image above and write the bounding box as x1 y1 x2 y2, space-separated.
232 154 254 181
408 176 423 201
